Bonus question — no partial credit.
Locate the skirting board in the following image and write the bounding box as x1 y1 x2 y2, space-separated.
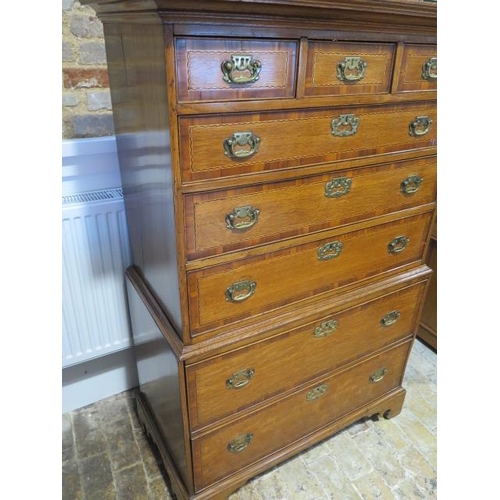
62 347 139 413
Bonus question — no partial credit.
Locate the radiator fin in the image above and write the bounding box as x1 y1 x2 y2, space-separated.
62 188 124 206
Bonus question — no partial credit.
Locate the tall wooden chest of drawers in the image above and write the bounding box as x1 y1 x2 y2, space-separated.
85 1 437 498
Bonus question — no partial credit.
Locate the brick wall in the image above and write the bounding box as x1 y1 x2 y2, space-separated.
62 0 114 139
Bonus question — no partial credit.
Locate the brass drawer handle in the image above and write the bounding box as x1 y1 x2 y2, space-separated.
226 368 255 389
400 175 423 195
221 54 262 84
381 310 401 327
370 368 388 383
306 383 328 401
226 205 260 231
409 116 432 137
313 319 338 338
223 131 261 159
317 241 343 261
225 280 256 302
227 433 254 453
388 235 409 254
325 177 352 198
337 56 367 82
421 56 437 81
331 114 360 137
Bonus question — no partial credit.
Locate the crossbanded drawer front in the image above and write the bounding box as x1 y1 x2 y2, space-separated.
187 211 432 335
178 102 436 183
304 41 395 96
397 44 437 93
175 37 298 102
192 340 410 491
184 156 436 259
186 280 426 429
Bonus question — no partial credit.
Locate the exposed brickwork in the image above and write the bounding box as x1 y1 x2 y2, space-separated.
87 90 113 111
71 113 115 138
62 1 113 139
63 68 110 89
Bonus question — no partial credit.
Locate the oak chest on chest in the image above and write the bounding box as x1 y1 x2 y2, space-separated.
84 1 437 498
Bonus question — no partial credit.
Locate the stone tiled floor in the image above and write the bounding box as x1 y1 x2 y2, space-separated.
62 339 436 500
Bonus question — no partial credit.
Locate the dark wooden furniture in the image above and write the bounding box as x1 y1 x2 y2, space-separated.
84 1 437 498
418 218 437 349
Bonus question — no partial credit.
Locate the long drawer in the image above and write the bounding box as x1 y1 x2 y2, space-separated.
191 340 410 491
187 211 432 336
178 101 436 183
184 156 436 259
186 280 426 430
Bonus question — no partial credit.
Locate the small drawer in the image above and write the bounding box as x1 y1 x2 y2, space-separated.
396 44 437 93
186 280 426 430
175 37 298 102
187 211 432 336
191 340 410 491
184 156 436 259
178 101 437 183
304 41 395 97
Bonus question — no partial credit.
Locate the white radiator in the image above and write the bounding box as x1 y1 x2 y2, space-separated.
62 188 132 368
62 137 134 372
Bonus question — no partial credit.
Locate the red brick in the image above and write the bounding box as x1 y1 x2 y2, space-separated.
63 68 109 89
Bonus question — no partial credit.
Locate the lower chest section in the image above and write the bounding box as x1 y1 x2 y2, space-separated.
191 339 411 491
